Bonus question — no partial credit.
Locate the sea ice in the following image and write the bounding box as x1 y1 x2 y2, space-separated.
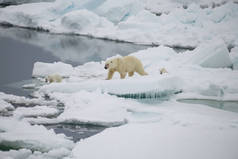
0 117 74 152
70 101 238 159
13 105 59 119
230 47 238 70
0 147 70 159
95 0 143 23
187 39 232 68
0 99 14 114
60 9 114 34
32 61 75 77
0 0 238 47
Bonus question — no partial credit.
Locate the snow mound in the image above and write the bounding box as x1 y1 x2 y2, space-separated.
32 61 75 77
0 117 74 152
95 0 143 23
188 39 232 68
60 9 114 33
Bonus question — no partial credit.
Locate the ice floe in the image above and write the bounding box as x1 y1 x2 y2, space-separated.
0 117 74 152
1 0 238 158
0 0 238 47
32 61 75 77
13 105 59 119
0 148 70 159
0 99 14 115
230 47 238 69
187 38 232 68
70 100 238 159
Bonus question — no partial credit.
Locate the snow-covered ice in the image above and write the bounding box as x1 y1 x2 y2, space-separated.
0 99 14 114
32 61 75 77
0 117 74 152
1 0 238 159
187 39 232 68
0 0 238 47
13 105 59 119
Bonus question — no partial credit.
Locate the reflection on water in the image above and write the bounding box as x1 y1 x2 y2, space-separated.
0 26 148 96
0 26 148 65
178 99 238 113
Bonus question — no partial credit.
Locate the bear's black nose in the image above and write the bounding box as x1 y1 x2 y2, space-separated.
104 64 108 69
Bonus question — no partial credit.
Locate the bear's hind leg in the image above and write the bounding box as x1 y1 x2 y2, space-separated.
136 70 148 76
128 72 134 77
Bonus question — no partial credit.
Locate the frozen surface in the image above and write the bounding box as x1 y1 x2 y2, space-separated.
0 0 238 47
230 47 238 69
1 0 238 158
187 39 232 68
0 98 14 114
32 61 75 77
34 44 238 98
13 105 59 118
71 113 238 159
0 92 58 107
51 91 129 126
2 42 238 158
0 117 74 152
0 148 70 159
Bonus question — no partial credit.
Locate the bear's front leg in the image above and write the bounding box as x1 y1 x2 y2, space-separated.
106 70 114 80
120 72 127 79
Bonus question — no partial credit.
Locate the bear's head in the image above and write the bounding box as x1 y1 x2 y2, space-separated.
45 76 53 83
104 58 119 70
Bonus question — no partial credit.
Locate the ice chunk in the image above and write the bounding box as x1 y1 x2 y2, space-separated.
0 147 70 159
39 75 183 97
0 92 58 107
230 47 238 70
0 117 74 152
0 99 14 114
95 0 143 23
32 61 75 77
60 9 114 33
50 91 128 127
13 106 59 118
188 39 232 68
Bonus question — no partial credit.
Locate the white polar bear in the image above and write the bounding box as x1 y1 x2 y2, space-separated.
104 56 148 80
45 74 62 83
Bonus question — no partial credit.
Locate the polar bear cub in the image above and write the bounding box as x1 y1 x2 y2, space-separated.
45 74 62 83
104 56 148 80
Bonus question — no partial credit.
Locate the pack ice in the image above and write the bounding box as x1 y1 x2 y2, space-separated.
0 0 238 47
1 0 238 159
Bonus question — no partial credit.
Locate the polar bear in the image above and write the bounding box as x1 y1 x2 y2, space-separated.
159 68 168 74
104 56 148 80
45 74 62 83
